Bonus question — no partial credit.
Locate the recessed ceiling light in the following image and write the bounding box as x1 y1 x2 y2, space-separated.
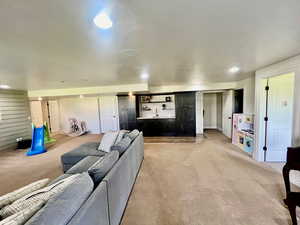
141 72 149 80
38 97 43 101
0 84 11 89
229 66 240 73
93 12 113 29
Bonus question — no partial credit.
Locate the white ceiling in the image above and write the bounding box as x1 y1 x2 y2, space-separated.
0 0 300 90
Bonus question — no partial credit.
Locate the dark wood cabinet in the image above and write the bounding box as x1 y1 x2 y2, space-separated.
175 92 196 136
137 119 176 136
118 96 137 130
119 92 196 136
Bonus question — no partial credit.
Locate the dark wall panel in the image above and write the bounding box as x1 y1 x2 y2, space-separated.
118 96 137 130
175 92 196 136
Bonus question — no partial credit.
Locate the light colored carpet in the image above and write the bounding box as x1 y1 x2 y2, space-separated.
0 131 295 224
122 131 295 225
0 134 101 196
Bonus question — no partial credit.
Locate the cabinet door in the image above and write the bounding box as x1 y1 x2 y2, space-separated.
175 92 196 136
118 96 137 130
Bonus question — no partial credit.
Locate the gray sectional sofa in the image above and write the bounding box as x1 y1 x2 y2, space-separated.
28 131 144 225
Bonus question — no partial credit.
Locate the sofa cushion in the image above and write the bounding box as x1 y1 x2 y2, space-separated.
124 130 140 141
111 137 132 155
0 201 44 225
0 179 49 209
25 173 94 225
114 130 129 145
88 151 119 184
0 175 79 219
98 131 119 152
66 156 103 174
61 142 106 165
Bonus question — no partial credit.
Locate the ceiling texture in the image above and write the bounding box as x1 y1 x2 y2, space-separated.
0 0 300 90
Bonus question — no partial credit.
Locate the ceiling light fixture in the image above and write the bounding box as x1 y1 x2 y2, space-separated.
93 12 113 29
128 92 133 97
38 97 43 101
229 66 240 74
0 84 11 89
79 95 84 99
141 72 149 80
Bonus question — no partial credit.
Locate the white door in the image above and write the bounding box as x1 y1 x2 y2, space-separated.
48 100 60 133
99 96 119 133
222 90 234 138
266 73 294 162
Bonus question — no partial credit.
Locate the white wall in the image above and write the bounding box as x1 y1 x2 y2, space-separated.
58 97 100 134
196 92 204 134
30 101 43 127
222 90 234 138
203 93 218 129
254 54 300 161
194 77 255 135
216 93 223 131
236 76 255 114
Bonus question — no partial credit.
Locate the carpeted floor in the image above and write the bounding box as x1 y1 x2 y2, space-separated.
122 131 295 225
0 134 102 196
0 131 295 224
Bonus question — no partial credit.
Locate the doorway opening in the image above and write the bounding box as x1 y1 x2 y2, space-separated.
203 93 223 132
200 90 236 139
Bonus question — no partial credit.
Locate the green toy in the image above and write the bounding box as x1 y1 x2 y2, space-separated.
44 122 56 144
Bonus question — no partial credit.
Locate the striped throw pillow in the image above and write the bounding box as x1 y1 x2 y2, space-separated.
0 174 79 219
0 201 44 225
0 179 49 209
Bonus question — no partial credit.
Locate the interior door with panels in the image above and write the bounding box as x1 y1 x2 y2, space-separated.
265 73 294 162
47 100 60 133
99 96 119 133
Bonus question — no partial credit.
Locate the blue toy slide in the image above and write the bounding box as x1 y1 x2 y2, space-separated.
27 125 47 156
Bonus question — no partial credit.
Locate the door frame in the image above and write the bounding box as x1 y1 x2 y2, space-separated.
47 100 60 133
98 96 120 133
199 90 233 137
254 69 297 162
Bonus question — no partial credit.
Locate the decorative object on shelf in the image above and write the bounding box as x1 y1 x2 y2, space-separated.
139 94 176 119
141 96 151 103
142 105 152 111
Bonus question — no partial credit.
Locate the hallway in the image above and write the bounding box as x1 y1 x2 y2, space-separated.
122 130 294 225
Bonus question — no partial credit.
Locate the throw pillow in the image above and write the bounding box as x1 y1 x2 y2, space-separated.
98 131 119 152
111 137 132 155
0 175 79 219
25 173 94 225
124 129 140 140
0 200 44 225
66 156 103 174
0 179 49 209
114 130 129 145
88 151 119 184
